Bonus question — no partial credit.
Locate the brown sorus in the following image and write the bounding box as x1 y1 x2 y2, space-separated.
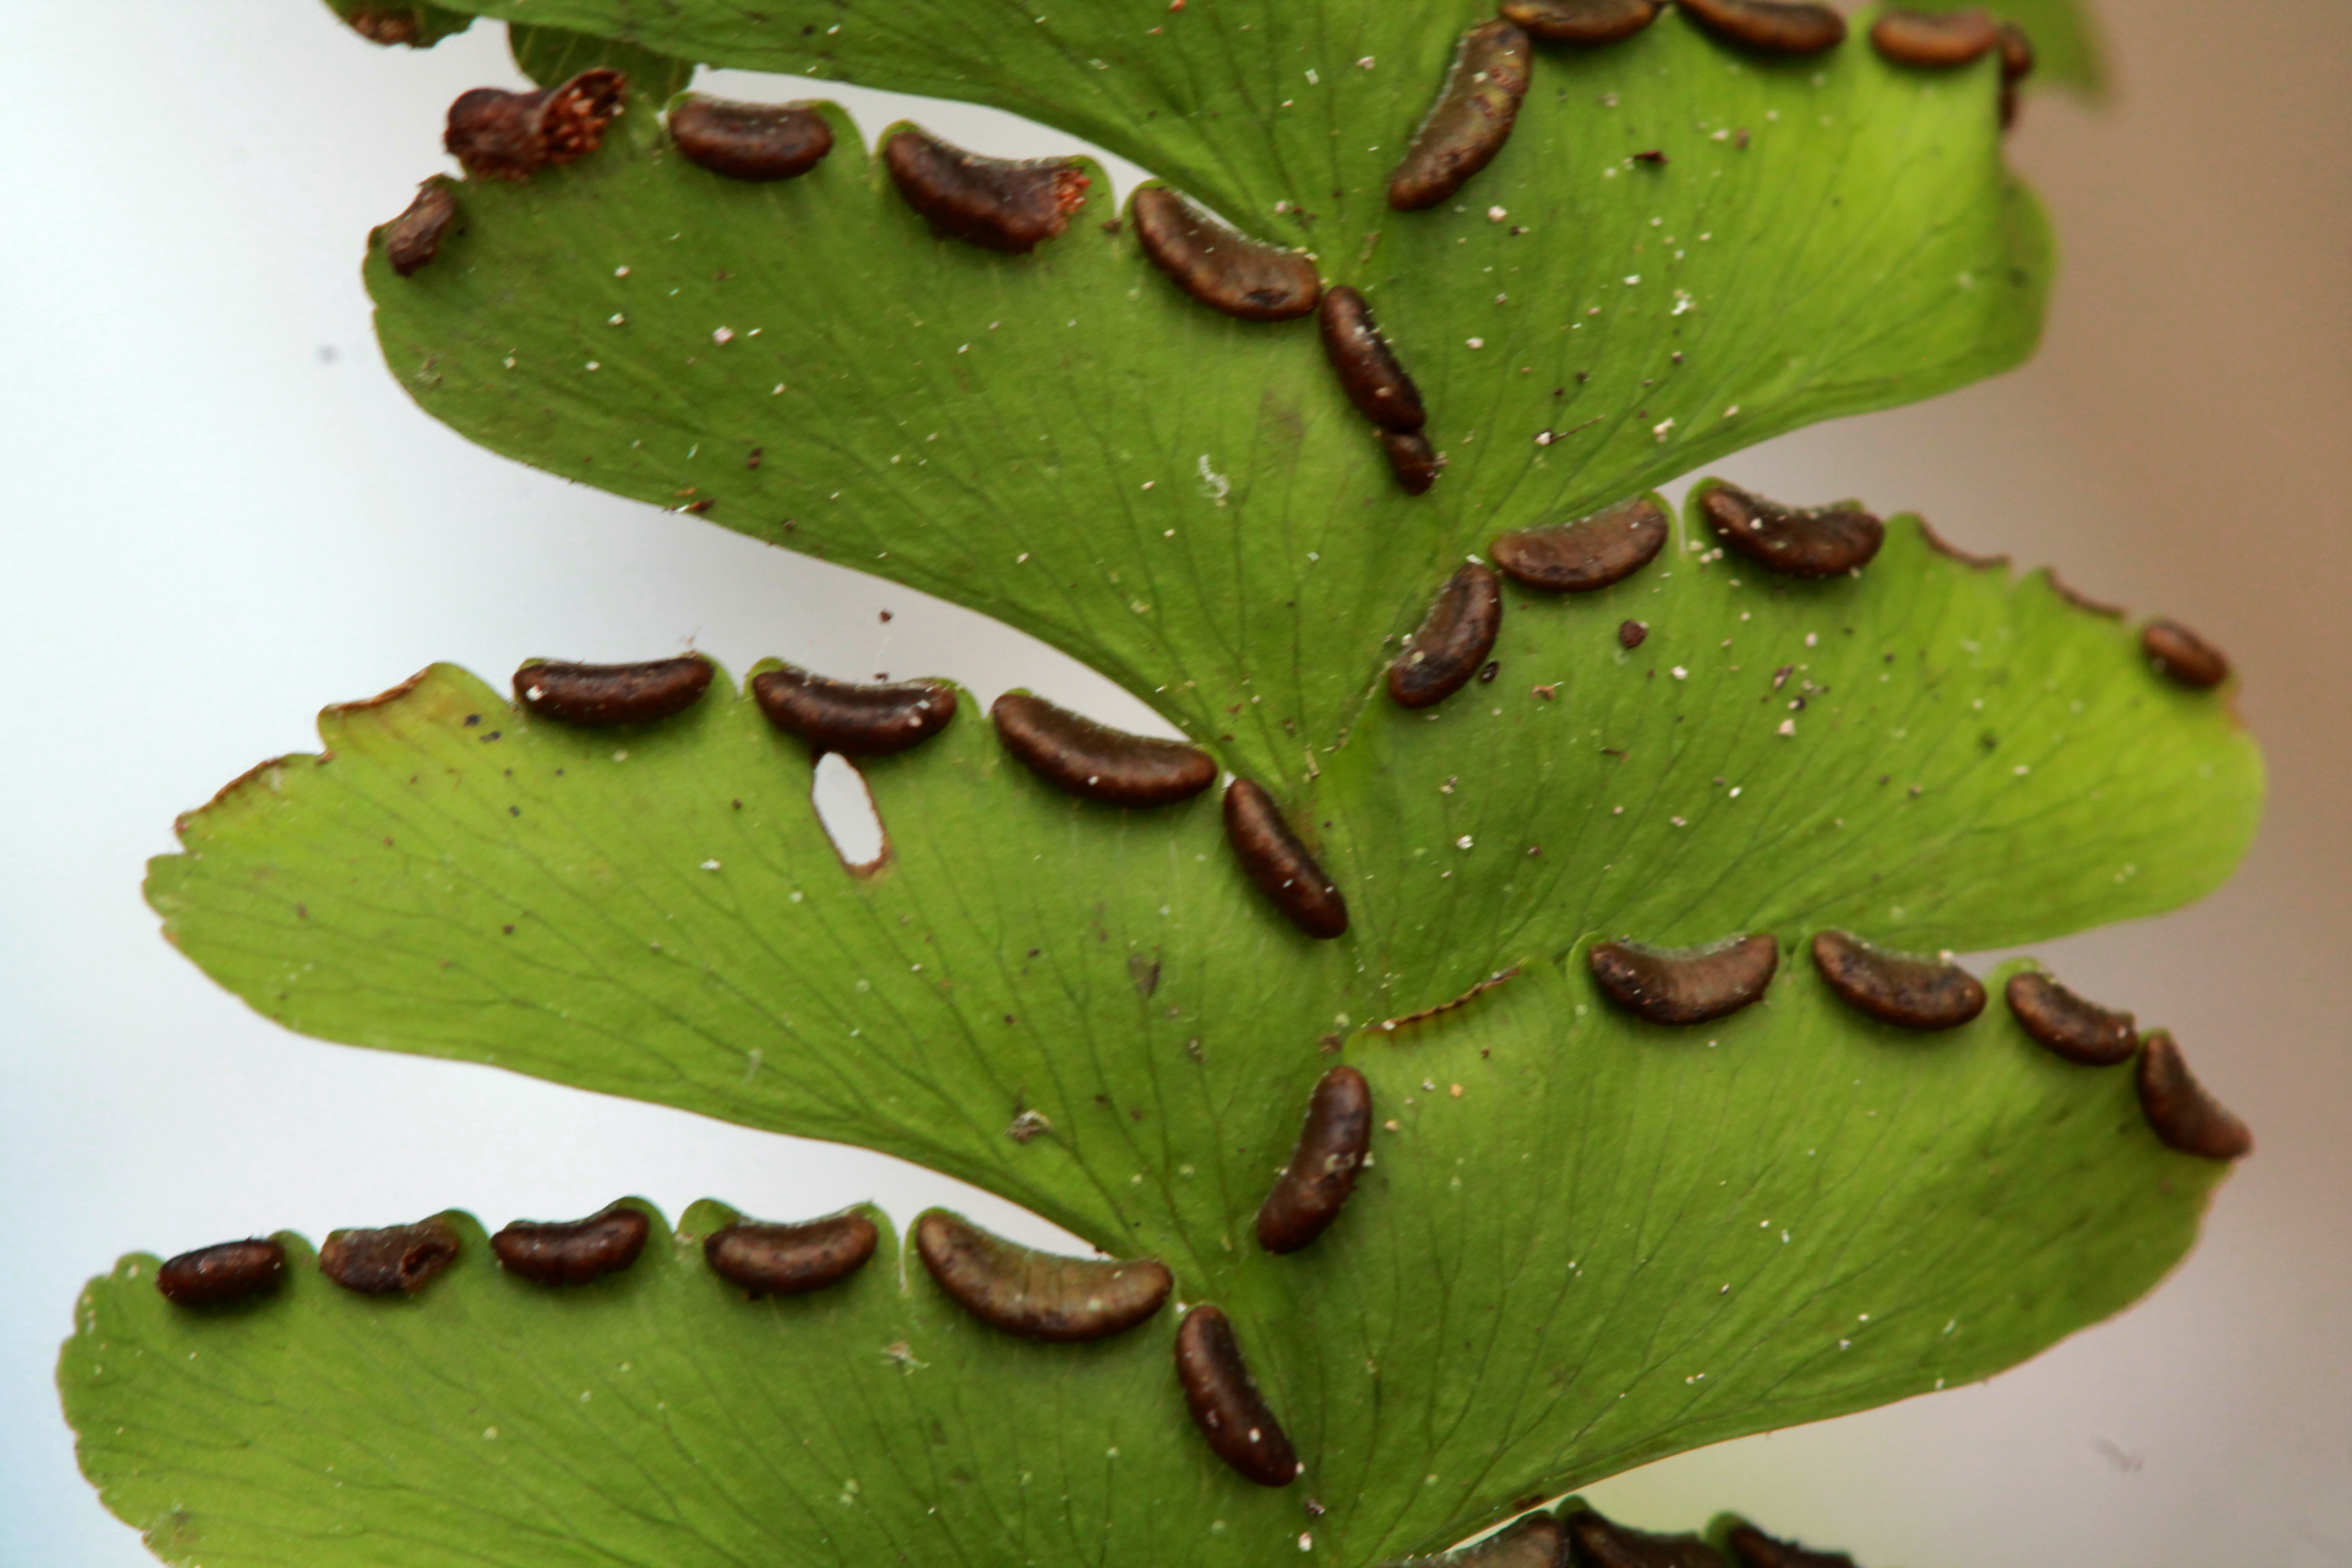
1320 286 1427 432
1389 565 1502 709
1383 429 1444 495
668 94 834 181
883 127 1089 253
1500 0 1664 46
1618 619 1649 649
1674 0 1845 56
751 662 958 755
1388 21 1534 211
491 1204 650 1286
1723 1522 1858 1568
1811 930 1986 1031
444 68 626 182
318 1218 461 1295
1699 483 1884 578
1257 1065 1373 1254
2005 971 2138 1066
2136 1031 2253 1161
156 1239 286 1307
383 179 456 277
1997 21 2034 82
1590 934 1778 1025
1493 496 1670 592
2142 618 2230 689
1224 779 1349 939
705 1210 879 1297
1870 8 2000 68
913 1210 1172 1341
990 691 1216 807
1564 1506 1728 1567
1174 1304 1300 1487
1996 23 2033 126
1131 186 1321 322
514 655 714 725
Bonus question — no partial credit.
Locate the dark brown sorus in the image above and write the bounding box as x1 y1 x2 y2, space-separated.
1699 483 1885 579
751 662 958 755
514 655 714 725
1224 778 1349 939
1174 1304 1301 1487
1996 23 2034 126
1811 930 1986 1031
1500 0 1665 46
156 1239 287 1307
1493 496 1670 592
1382 429 1444 495
1130 186 1320 322
990 691 1217 807
1618 619 1649 649
383 180 456 277
704 1210 878 1297
1257 1065 1373 1254
1673 0 1846 56
667 94 834 181
444 68 626 182
2005 970 2138 1066
1564 1506 1728 1568
491 1204 650 1286
318 1218 461 1295
1591 934 1778 1026
1723 1522 1860 1568
2142 618 2230 689
1388 20 1533 211
1997 21 2035 83
1389 565 1502 709
883 127 1090 253
1320 286 1427 432
1869 7 2000 68
2136 1030 2253 1161
913 1210 1172 1341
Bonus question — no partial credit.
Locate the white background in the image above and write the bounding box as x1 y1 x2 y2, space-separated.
2 4 2346 1564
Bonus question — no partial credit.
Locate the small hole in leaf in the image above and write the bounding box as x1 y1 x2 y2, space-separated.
811 752 887 871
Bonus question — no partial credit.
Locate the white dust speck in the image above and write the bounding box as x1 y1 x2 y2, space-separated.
701 859 721 872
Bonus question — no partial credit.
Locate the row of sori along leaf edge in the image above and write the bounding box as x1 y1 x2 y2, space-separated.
125 1200 1926 1566
374 1 2042 496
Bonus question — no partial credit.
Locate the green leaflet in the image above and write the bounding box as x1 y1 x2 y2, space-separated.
367 18 2046 786
395 0 2090 243
67 944 2222 1568
143 505 2260 1208
113 494 2257 1561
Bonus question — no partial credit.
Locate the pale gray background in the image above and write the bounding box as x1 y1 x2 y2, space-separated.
3 3 2345 1564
